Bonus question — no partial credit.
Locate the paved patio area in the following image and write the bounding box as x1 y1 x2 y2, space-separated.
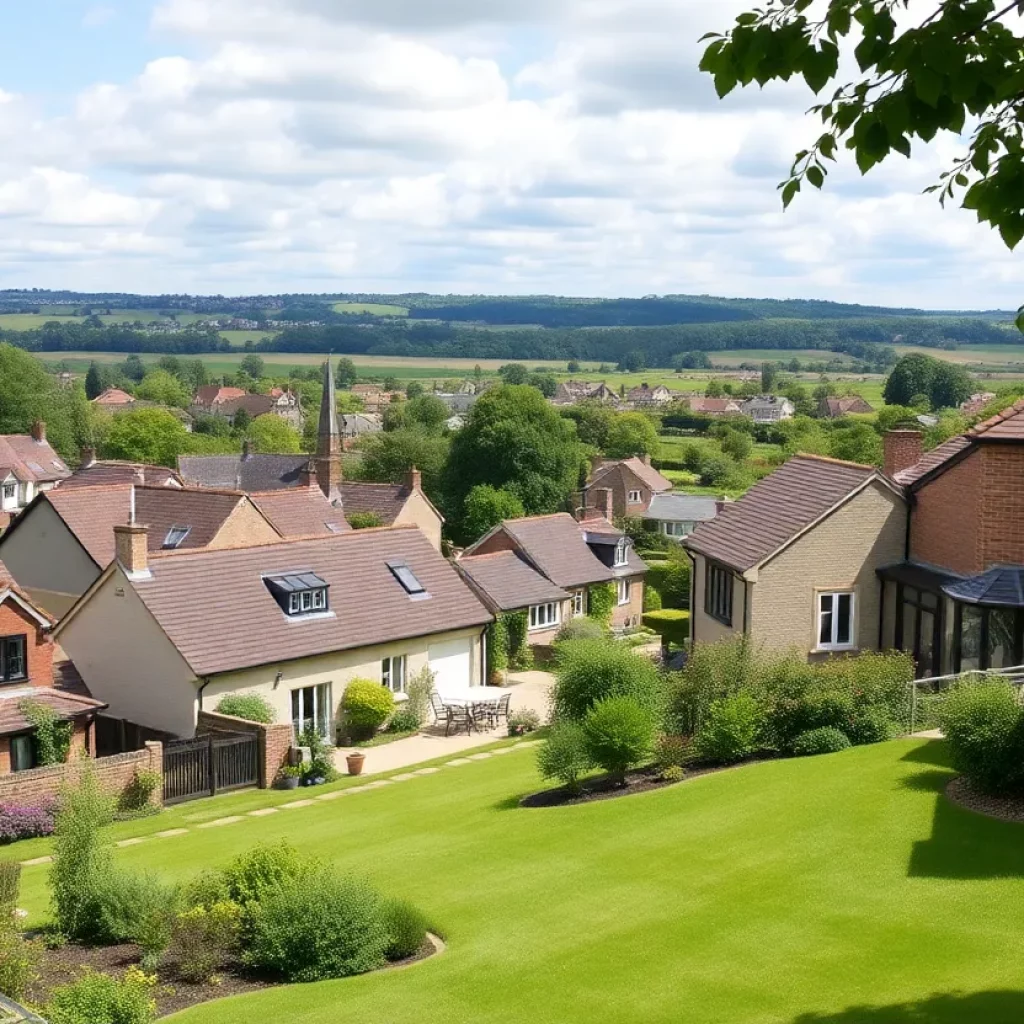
333 671 554 776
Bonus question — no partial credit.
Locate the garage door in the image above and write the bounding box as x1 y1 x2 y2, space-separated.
428 638 473 692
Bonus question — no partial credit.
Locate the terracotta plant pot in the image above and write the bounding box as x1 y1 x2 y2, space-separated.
346 752 366 776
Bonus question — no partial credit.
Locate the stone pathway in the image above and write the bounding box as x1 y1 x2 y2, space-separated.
18 739 544 867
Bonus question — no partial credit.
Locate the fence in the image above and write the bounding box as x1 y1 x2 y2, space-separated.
0 993 46 1022
163 732 259 805
908 664 1024 734
197 710 294 789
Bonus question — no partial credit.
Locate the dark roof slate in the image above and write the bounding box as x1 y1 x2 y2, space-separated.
457 551 569 612
177 454 310 492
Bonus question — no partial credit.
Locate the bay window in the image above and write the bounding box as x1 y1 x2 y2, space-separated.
529 603 561 631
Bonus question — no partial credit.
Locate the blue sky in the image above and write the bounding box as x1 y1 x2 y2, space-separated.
0 0 1019 308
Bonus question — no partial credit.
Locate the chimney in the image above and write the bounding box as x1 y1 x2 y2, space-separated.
241 439 251 460
406 466 422 492
883 430 924 478
114 523 150 580
597 487 613 521
133 466 145 486
641 454 651 467
80 446 96 469
30 421 46 443
299 459 318 489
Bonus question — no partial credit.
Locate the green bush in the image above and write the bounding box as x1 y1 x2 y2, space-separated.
486 616 509 675
583 697 657 783
298 724 338 785
653 734 694 772
504 610 532 670
666 636 755 737
642 586 662 612
790 727 852 757
536 722 593 794
244 868 391 982
118 770 161 814
46 967 157 1024
340 679 395 740
224 841 304 913
347 511 384 530
587 582 616 625
553 638 663 723
405 666 436 725
0 860 21 920
939 681 1024 796
382 899 429 961
508 709 541 736
554 617 606 644
387 706 421 733
181 870 232 911
95 871 179 946
19 700 73 766
641 609 690 647
847 706 897 745
693 693 762 765
0 930 40 1001
215 693 275 724
645 557 691 609
168 901 242 983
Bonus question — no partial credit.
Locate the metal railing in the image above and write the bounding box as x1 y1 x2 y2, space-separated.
908 664 1024 734
0 995 46 1023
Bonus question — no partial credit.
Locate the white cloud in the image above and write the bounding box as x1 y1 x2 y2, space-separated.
0 0 1017 307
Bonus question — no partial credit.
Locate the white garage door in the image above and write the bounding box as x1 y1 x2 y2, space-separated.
428 638 473 693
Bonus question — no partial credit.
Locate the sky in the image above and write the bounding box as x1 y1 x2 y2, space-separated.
0 0 1019 308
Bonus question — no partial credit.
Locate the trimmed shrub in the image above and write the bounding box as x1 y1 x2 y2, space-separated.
645 558 691 609
215 693 275 724
554 617 605 644
790 727 852 757
939 681 1024 796
642 610 690 647
46 967 157 1024
583 697 657 783
693 693 762 765
168 901 242 983
244 868 390 982
340 679 395 740
387 707 421 734
224 841 303 913
0 930 40 1002
552 638 663 723
536 722 592 794
508 709 541 737
118 770 161 814
847 707 897 745
0 803 55 844
383 899 429 961
643 586 662 612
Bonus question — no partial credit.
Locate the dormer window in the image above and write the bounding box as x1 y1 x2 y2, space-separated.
265 572 330 617
614 538 629 567
163 525 192 550
388 560 428 598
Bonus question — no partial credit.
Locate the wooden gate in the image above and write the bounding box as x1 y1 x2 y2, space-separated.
163 733 259 805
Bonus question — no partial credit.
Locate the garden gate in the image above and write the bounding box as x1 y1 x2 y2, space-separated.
163 732 259 804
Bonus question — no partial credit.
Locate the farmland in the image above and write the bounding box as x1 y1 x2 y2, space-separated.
332 301 409 316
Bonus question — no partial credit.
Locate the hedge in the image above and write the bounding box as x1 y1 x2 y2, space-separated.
642 610 690 647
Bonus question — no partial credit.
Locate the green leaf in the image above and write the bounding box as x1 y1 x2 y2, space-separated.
1015 305 1024 335
914 67 944 108
806 166 825 189
781 179 801 209
999 218 1024 250
714 68 739 98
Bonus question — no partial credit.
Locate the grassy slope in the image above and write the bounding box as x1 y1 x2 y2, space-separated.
19 739 1024 1024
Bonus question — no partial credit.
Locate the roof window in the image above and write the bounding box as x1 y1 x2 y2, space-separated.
614 538 629 567
265 572 330 617
162 525 192 550
387 560 428 598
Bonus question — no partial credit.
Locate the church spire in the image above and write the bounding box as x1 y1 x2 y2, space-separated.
316 357 343 502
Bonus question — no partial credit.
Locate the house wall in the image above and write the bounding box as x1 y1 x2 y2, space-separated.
0 596 53 690
0 719 90 774
610 575 645 629
978 445 1024 568
394 491 443 551
470 529 518 556
56 567 200 738
0 500 100 617
201 625 485 741
210 500 281 548
591 465 652 519
690 553 747 645
524 597 573 646
911 448 981 574
749 481 906 657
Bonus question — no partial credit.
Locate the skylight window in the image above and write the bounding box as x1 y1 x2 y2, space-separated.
265 572 330 617
387 560 427 597
163 525 192 550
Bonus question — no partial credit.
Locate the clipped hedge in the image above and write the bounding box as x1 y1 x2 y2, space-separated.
642 610 690 647
644 559 691 609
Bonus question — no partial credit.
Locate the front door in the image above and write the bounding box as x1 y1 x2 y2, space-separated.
896 585 942 678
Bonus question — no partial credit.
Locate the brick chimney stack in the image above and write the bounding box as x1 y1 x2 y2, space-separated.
114 523 150 580
299 459 318 489
579 487 614 522
406 466 422 492
80 446 96 469
883 430 924 479
30 421 46 443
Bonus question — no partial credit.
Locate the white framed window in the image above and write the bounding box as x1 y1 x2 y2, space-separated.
661 521 693 538
287 587 328 615
291 682 332 741
628 489 642 504
1 483 16 510
614 538 629 567
617 579 631 606
529 602 561 631
571 590 585 616
817 592 855 650
382 655 407 693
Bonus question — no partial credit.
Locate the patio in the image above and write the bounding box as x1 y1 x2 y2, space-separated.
332 671 553 776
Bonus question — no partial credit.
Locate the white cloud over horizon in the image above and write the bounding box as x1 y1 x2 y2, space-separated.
0 0 1019 308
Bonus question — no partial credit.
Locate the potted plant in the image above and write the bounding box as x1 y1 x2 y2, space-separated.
278 765 302 790
346 750 366 776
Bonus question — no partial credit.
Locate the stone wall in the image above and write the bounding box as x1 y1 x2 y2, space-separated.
197 710 293 788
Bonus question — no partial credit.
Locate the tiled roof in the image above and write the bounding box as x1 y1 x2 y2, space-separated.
0 685 106 736
44 485 254 565
338 482 411 526
893 436 973 486
457 550 569 612
591 457 672 494
250 488 350 537
178 454 310 491
943 566 1024 608
123 528 492 677
688 397 741 414
824 396 874 417
685 455 888 573
194 385 246 406
644 493 720 522
969 397 1024 440
92 388 135 405
0 435 71 484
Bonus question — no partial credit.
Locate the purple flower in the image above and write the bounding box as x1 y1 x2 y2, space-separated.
0 802 56 843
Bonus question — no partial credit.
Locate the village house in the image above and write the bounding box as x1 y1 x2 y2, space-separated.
820 395 875 418
340 412 383 449
627 383 675 407
91 388 137 409
740 395 795 423
642 493 723 539
190 386 302 430
349 384 398 415
0 560 105 772
584 456 673 518
687 396 744 416
54 526 493 742
551 381 618 406
62 449 183 490
0 423 71 528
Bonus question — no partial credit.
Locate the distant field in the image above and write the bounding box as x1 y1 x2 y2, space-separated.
0 310 214 330
892 344 1024 367
331 302 409 316
710 348 857 366
219 330 280 346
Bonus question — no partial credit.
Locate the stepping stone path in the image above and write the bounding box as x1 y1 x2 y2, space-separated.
391 773 418 782
155 828 189 837
197 815 244 828
115 837 147 848
21 856 51 867
279 799 316 809
466 752 492 761
446 758 472 766
247 808 279 817
412 766 441 775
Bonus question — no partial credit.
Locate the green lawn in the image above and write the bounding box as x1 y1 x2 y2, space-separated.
16 739 1024 1023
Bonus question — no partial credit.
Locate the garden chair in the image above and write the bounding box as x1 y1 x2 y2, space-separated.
429 692 452 730
445 703 476 736
481 693 511 729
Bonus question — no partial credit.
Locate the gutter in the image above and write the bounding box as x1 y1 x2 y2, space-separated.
197 676 211 711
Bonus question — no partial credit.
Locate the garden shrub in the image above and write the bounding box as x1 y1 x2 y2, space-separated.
659 764 686 783
46 967 157 1024
181 870 232 911
645 555 691 609
587 582 616 625
653 734 694 772
486 615 509 675
244 868 390 982
939 681 1024 796
507 709 541 737
95 871 179 946
382 899 429 961
666 636 755 737
847 706 897 745
224 841 304 913
0 803 55 844
819 650 914 731
536 722 592 794
387 706 421 734
340 679 394 740
168 901 242 983
641 610 690 647
643 585 662 613
405 666 436 725
582 697 657 783
117 770 161 814
215 693 275 724
693 693 762 765
554 617 605 644
19 700 72 766
790 727 852 757
0 930 40 1002
553 638 663 723
0 861 20 920
298 725 337 785
504 610 532 670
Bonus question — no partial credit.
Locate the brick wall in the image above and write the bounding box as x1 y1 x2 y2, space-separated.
910 448 981 574
197 710 293 788
610 575 645 629
0 741 163 806
470 529 517 556
0 600 54 692
979 446 1024 567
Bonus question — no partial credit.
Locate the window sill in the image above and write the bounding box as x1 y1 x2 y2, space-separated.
391 692 409 704
706 615 732 627
528 625 559 633
813 645 857 655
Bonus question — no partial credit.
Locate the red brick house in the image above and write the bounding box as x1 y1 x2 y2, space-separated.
0 560 104 772
585 456 673 518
